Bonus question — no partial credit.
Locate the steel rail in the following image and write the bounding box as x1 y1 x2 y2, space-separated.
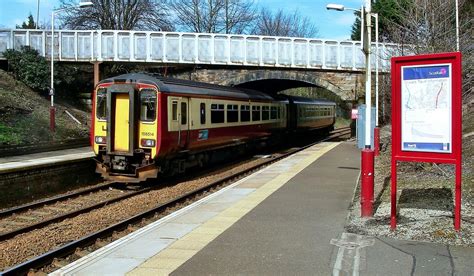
0 184 153 242
1 128 351 275
0 182 117 218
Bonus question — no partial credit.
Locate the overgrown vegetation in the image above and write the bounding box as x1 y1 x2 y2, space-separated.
0 69 89 145
3 46 49 92
3 46 86 102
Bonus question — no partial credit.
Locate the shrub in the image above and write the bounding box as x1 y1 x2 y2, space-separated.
3 46 79 97
3 46 49 92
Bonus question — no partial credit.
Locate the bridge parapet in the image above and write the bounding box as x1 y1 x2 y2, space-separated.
0 29 396 71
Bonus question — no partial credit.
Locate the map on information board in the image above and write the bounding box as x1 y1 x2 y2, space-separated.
401 64 452 153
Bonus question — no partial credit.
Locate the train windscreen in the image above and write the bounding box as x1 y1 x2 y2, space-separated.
96 88 107 120
140 89 157 122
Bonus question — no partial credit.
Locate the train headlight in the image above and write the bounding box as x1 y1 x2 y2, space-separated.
141 139 155 147
95 136 106 144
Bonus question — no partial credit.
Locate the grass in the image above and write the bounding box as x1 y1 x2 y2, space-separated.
0 70 89 145
0 123 22 144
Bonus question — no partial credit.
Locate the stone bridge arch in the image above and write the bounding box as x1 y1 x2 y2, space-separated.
173 69 359 101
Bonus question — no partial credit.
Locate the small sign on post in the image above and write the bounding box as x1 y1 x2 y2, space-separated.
391 52 463 230
351 108 359 119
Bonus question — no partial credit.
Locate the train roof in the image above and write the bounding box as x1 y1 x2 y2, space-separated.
284 95 337 105
98 73 276 101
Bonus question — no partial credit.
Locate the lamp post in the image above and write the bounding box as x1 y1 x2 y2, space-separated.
50 1 93 132
327 1 377 217
36 0 40 29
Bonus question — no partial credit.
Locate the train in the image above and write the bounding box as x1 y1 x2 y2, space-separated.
91 73 336 182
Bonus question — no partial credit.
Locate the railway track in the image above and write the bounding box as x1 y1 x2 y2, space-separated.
0 182 150 242
1 127 351 275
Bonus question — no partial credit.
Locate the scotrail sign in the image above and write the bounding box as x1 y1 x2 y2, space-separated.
391 52 462 231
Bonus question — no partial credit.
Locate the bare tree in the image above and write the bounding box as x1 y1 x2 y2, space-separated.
170 0 255 34
58 0 173 31
372 0 473 122
383 0 472 102
223 0 256 34
251 8 318 38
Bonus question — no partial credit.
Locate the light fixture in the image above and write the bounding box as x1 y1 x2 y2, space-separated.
326 4 345 11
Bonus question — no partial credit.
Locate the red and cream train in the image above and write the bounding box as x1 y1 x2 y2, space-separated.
91 73 336 182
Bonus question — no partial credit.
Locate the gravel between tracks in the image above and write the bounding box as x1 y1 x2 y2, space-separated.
0 156 269 271
0 188 128 234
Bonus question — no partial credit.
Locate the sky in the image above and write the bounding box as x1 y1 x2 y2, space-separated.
0 0 361 40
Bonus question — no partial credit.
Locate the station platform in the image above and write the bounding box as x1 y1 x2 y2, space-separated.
51 142 474 275
0 147 94 174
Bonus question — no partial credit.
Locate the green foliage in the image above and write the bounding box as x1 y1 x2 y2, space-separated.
0 123 23 144
3 46 49 92
16 14 37 29
351 0 412 42
3 46 78 96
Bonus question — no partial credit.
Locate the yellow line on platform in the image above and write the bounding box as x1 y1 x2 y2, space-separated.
127 142 340 276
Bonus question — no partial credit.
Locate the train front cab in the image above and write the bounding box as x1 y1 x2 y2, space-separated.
92 82 159 182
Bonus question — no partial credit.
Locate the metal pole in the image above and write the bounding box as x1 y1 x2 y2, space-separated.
455 0 459 51
374 14 379 127
50 10 55 132
364 0 371 148
36 0 40 29
373 13 380 156
360 0 375 217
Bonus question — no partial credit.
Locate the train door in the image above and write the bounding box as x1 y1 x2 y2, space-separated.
107 84 136 155
169 97 190 149
113 93 130 151
179 98 190 148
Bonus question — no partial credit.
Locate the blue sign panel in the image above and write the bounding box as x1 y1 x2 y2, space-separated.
198 129 209 140
403 65 450 80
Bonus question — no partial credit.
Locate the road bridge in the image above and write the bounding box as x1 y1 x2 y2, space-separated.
0 29 395 100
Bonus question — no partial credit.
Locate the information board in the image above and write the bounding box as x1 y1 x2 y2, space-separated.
401 64 452 153
390 52 462 231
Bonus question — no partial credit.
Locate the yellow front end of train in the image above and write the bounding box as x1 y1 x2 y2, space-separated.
92 83 159 182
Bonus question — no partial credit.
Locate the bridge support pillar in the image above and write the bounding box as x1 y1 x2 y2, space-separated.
92 62 102 86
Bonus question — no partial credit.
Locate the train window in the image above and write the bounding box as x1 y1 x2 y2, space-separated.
240 105 250 122
262 106 270 120
172 101 178 121
140 89 157 122
200 103 206 124
96 88 107 120
277 107 281 119
252 106 261 121
270 106 277 120
227 104 238 123
211 104 224 123
181 102 187 125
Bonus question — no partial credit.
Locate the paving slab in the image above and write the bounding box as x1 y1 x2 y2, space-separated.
171 142 359 275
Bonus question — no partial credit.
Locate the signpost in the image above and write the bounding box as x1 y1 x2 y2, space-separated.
391 52 462 230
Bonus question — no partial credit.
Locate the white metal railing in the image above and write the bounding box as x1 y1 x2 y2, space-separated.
0 29 397 71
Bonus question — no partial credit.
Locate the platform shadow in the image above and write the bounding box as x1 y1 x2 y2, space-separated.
398 188 453 211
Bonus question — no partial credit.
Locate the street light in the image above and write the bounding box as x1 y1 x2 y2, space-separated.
50 1 93 132
327 1 377 217
326 3 379 132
